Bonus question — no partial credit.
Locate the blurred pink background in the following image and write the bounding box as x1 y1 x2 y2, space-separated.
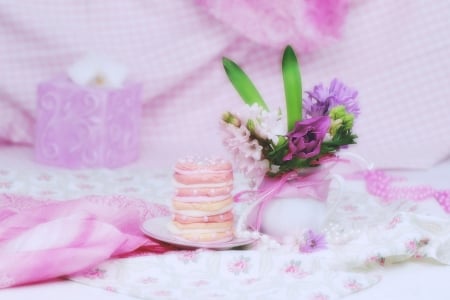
0 0 449 170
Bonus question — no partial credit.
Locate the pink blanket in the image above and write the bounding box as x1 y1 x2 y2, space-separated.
0 194 173 288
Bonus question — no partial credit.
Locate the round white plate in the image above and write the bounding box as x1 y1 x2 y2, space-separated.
141 217 257 250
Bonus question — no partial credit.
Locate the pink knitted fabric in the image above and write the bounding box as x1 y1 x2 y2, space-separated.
0 0 449 169
195 0 350 53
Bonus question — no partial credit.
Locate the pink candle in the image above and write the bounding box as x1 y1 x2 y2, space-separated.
35 76 141 168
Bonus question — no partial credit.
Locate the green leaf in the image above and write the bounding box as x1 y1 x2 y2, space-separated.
265 137 287 159
320 129 358 155
222 57 268 110
282 45 302 131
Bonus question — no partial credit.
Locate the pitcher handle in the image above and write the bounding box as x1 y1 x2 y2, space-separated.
338 151 374 170
324 152 373 223
235 191 264 237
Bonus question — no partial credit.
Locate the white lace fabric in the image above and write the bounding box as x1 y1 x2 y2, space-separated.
0 147 449 299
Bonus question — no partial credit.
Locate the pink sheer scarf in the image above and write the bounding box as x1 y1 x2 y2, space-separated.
0 194 173 288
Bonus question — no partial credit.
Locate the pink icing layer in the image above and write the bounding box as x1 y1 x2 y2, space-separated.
176 185 233 197
173 195 230 203
174 172 233 185
173 211 233 224
175 157 232 172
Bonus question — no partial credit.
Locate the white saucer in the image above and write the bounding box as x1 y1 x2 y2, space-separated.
141 217 256 250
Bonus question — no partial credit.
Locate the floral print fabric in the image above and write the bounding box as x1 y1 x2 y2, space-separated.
0 156 449 299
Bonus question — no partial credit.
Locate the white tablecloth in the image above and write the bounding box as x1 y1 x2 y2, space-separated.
0 146 449 300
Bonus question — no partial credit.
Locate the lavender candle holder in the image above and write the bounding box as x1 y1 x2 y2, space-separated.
35 77 142 168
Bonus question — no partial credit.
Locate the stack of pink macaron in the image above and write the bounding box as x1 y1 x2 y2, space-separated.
168 157 235 243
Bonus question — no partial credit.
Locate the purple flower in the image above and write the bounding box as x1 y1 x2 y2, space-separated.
299 230 327 253
304 79 359 117
283 116 330 161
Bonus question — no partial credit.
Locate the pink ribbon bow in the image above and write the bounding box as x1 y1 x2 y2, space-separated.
235 166 333 231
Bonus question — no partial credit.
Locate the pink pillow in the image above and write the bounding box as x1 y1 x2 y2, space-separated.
196 0 350 53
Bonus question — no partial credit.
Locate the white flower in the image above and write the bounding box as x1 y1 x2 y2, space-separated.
270 164 280 173
67 54 128 88
245 104 285 144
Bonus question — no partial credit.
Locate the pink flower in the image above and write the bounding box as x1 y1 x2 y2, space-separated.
311 293 330 300
405 240 417 252
299 230 327 253
242 139 263 160
234 155 269 187
228 256 250 275
221 123 251 153
344 279 362 292
178 250 198 263
284 116 330 161
142 277 158 284
283 260 309 278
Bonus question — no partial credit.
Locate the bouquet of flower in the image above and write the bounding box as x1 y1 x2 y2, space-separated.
221 46 359 187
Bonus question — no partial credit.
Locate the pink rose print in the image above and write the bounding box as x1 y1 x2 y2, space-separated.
243 278 260 285
177 251 198 264
408 205 418 212
122 187 139 193
351 215 367 221
105 286 117 292
311 293 330 300
154 290 171 297
405 240 417 252
0 170 9 176
75 174 89 180
344 279 363 292
366 254 386 266
228 256 250 275
142 277 158 284
117 176 133 182
343 204 357 212
77 183 94 190
82 268 106 279
193 280 209 287
283 260 310 278
40 190 55 196
208 293 226 298
37 173 51 181
386 215 402 229
0 181 12 189
405 238 429 258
